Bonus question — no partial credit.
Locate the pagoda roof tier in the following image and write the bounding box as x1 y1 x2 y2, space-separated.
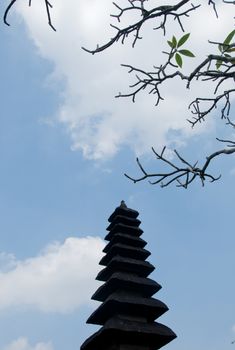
92 272 162 302
87 292 169 325
80 202 176 350
81 317 176 350
107 215 141 231
105 224 143 241
103 233 147 253
108 206 139 223
97 256 155 281
99 243 151 266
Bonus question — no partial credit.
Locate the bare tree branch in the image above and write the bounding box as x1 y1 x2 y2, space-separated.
188 89 235 126
80 1 234 188
114 50 235 113
3 0 234 189
125 140 235 188
223 0 235 4
3 0 56 31
82 1 201 54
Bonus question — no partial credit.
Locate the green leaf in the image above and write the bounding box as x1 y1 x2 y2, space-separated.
227 47 235 53
177 33 190 48
216 60 222 70
178 49 195 57
175 53 183 68
218 44 223 53
223 29 235 46
172 36 177 48
167 40 174 48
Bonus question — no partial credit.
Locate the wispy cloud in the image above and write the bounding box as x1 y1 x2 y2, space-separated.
0 237 104 313
15 1 234 160
3 337 53 350
0 252 17 273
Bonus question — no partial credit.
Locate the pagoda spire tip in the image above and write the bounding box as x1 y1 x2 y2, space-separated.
120 200 127 208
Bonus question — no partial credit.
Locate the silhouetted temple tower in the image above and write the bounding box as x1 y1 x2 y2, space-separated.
81 201 176 350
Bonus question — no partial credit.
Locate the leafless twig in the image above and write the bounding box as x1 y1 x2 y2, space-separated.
188 89 235 126
4 0 56 31
115 53 235 123
125 140 235 188
82 0 200 54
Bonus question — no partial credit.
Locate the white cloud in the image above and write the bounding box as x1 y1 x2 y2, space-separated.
15 1 235 159
0 237 104 313
3 338 53 350
0 252 17 273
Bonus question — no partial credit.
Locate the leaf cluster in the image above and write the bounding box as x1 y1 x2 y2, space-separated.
216 29 235 69
167 33 195 68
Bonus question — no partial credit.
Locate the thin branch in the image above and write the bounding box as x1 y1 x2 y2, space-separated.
125 140 235 188
82 1 201 54
45 0 56 31
188 89 235 127
3 0 56 31
3 0 17 26
114 53 235 119
223 0 235 4
208 0 218 17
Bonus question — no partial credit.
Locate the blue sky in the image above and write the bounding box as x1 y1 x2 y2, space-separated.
0 1 235 350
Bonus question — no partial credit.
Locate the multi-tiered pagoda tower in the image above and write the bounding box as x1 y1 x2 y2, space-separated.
81 201 176 350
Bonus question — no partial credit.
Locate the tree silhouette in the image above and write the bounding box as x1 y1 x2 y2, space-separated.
4 0 235 188
82 0 235 188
